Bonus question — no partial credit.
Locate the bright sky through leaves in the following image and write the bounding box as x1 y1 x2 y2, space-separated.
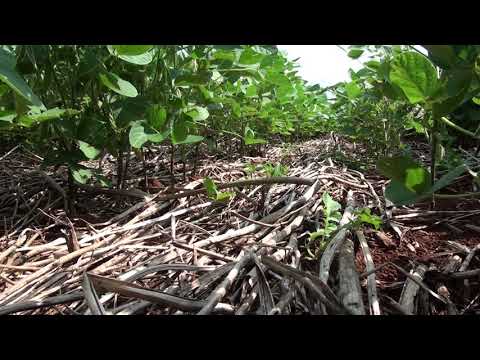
278 45 428 87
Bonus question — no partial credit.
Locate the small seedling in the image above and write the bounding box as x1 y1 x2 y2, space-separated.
353 207 382 230
203 177 234 202
307 192 342 258
262 163 288 177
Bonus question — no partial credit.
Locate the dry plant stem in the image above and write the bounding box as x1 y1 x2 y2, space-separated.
80 176 315 201
172 242 235 262
88 273 233 314
197 252 253 315
82 273 106 315
337 235 365 315
382 295 413 315
0 231 121 304
0 292 84 315
399 265 427 314
356 229 380 315
0 228 32 264
459 244 480 272
260 255 350 314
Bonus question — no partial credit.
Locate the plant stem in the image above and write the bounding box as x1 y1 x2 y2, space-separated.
170 143 175 185
440 116 479 139
430 116 438 208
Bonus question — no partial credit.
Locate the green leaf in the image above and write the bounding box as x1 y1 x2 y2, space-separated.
365 61 381 70
147 104 167 129
185 106 209 122
377 155 431 194
356 208 382 230
246 84 257 97
174 135 204 145
231 101 241 117
70 166 93 185
203 177 218 198
0 48 17 69
389 51 439 104
473 97 480 105
172 117 187 144
244 127 267 145
118 51 155 65
345 82 362 99
348 49 364 59
95 174 113 188
432 88 469 118
422 45 457 69
111 45 153 56
0 110 15 123
174 72 211 86
322 192 341 216
148 129 170 143
0 61 43 108
239 47 265 65
78 140 101 159
216 191 234 202
446 69 472 97
129 121 150 148
99 72 138 97
115 97 150 128
384 179 419 205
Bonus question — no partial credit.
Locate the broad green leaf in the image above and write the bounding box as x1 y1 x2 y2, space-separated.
389 52 439 104
322 192 341 215
231 101 241 117
377 155 431 194
384 179 419 205
99 72 138 97
345 82 362 99
348 49 364 59
148 129 170 143
129 121 150 148
473 97 480 105
95 174 112 188
212 50 236 62
117 51 155 65
244 127 267 145
172 117 187 144
78 140 101 159
203 177 218 198
0 110 15 123
0 48 16 69
432 88 469 118
147 104 167 129
446 69 472 97
246 84 257 97
422 45 457 69
365 61 381 70
111 45 154 56
174 135 204 145
115 97 150 128
266 72 290 87
356 208 382 230
185 106 209 121
0 62 43 107
70 166 93 185
216 191 234 202
175 72 211 86
239 47 265 65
